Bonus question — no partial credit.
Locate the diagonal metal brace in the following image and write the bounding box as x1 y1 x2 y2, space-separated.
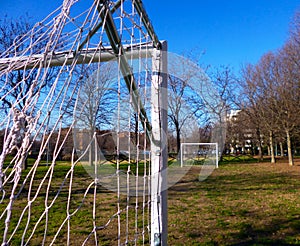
133 0 161 49
96 0 152 141
76 0 122 53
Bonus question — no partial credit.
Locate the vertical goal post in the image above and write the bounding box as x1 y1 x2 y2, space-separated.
180 142 219 168
150 41 168 246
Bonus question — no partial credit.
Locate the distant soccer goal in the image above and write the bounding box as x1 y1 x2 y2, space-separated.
180 143 219 168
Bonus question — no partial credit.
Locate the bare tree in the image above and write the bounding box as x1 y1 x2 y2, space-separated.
0 15 57 169
167 53 206 153
0 15 55 112
240 56 278 163
240 43 300 165
274 11 300 165
287 10 300 69
274 44 300 165
256 52 281 163
208 66 238 158
74 62 117 165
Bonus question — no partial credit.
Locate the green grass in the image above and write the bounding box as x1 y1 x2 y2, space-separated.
220 154 260 163
0 159 151 245
168 160 300 245
1 158 300 244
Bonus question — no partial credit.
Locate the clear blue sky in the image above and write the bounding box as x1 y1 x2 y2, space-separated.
1 0 300 71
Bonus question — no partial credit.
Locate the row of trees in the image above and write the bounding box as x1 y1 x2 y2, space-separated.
236 11 300 165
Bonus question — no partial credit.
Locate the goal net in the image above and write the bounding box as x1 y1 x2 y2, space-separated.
0 0 167 245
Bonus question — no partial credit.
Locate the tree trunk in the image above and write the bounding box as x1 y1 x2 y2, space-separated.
279 142 283 157
269 131 276 163
21 156 28 170
286 130 294 166
174 119 181 154
24 158 28 169
89 146 93 166
176 127 181 154
89 129 95 166
256 128 263 161
135 113 138 147
258 144 263 161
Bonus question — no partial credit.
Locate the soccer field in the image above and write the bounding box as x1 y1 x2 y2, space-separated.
2 159 300 244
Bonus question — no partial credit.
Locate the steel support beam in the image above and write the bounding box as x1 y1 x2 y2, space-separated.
0 44 153 72
133 0 161 48
76 0 122 52
97 0 152 139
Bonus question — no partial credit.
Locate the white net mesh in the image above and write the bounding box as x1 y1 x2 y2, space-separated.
0 0 164 245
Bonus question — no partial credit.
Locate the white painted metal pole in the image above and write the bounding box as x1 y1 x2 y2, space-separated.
216 143 219 168
180 143 183 168
151 41 168 246
0 45 154 71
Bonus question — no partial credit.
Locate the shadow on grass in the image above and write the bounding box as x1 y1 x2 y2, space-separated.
230 217 300 245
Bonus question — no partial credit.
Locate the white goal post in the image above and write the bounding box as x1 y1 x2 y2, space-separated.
180 142 219 168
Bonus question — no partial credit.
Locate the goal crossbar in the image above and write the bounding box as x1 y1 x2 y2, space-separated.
0 43 154 71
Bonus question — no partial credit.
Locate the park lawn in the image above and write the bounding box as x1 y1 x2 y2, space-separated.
168 159 300 245
1 158 300 244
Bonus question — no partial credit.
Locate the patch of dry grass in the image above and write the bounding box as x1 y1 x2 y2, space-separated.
168 159 300 245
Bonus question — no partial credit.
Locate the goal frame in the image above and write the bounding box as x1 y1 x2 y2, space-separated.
0 43 168 246
0 1 168 245
180 142 219 168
